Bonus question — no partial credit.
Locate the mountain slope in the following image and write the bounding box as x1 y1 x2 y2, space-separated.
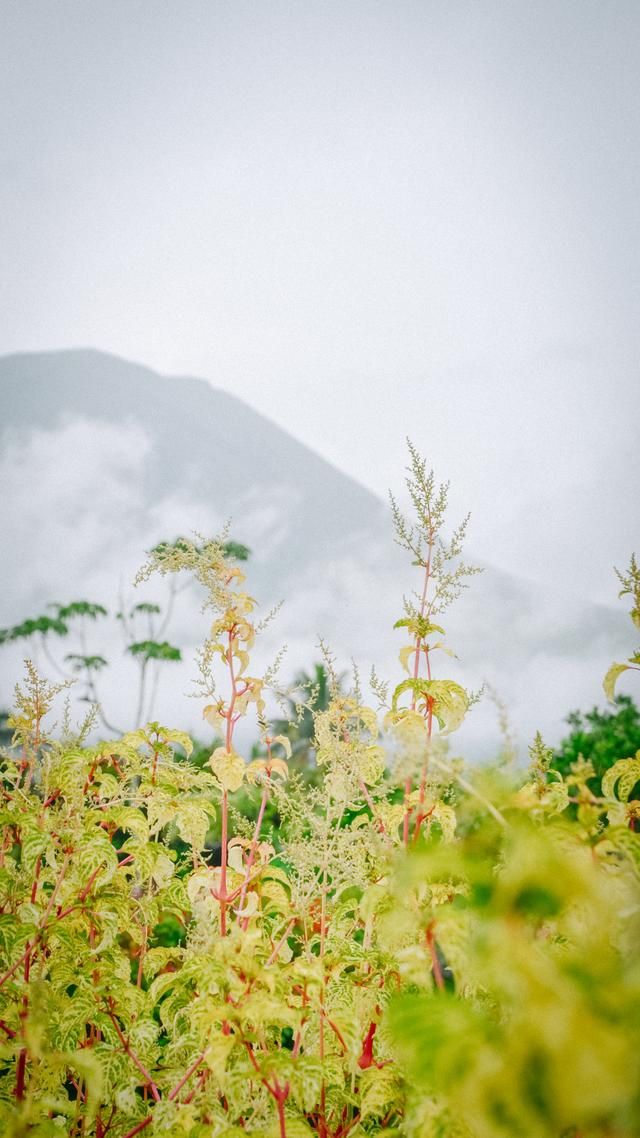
0 349 384 578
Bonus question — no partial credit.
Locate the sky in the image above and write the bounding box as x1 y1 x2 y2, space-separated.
1 0 638 604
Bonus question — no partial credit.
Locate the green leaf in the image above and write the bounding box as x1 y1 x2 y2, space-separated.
130 602 162 616
65 653 109 673
128 640 182 662
0 614 69 642
63 1048 104 1119
55 601 108 621
391 677 468 734
393 617 446 638
19 820 50 874
360 1065 401 1120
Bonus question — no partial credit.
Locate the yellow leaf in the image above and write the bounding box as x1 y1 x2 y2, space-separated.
357 744 385 786
603 662 631 702
357 705 379 737
232 647 250 675
203 702 225 730
246 759 268 783
271 734 292 759
399 644 417 674
227 840 245 873
431 801 457 841
209 747 245 792
269 758 289 780
233 891 259 918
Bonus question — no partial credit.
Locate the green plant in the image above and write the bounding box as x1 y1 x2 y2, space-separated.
0 448 638 1138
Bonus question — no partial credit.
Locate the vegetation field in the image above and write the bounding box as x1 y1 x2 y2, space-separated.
0 446 638 1138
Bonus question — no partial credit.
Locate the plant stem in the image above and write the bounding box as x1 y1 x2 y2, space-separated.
219 789 228 936
105 1002 161 1102
276 1089 288 1138
426 922 444 990
266 918 295 966
168 1051 207 1101
136 924 148 987
120 1118 152 1138
238 779 270 927
135 658 148 729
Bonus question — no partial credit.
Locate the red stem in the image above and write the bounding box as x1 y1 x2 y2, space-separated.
276 1088 288 1138
182 1066 208 1104
266 918 295 966
120 1118 152 1138
168 1051 206 1101
105 1003 161 1102
15 1049 27 1100
136 925 148 988
219 789 228 936
238 779 270 927
30 856 41 904
357 1020 378 1069
426 922 444 991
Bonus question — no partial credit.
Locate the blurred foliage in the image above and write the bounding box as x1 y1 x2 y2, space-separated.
388 803 640 1138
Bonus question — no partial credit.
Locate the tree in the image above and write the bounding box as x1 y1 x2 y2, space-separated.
553 694 640 797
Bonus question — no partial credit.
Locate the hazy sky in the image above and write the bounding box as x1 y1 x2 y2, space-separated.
1 0 638 602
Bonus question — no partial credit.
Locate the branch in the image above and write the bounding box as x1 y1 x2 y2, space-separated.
104 1001 161 1102
168 1050 207 1101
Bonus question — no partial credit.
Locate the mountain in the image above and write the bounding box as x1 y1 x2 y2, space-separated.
0 348 383 573
0 349 632 754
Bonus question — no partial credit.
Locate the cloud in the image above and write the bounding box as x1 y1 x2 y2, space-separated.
0 416 152 615
0 415 633 757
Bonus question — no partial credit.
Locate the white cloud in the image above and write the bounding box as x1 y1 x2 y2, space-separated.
0 415 633 758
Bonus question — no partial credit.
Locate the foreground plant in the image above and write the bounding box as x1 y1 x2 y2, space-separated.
0 448 638 1138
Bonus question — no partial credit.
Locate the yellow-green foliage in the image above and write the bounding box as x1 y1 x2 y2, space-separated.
0 448 638 1138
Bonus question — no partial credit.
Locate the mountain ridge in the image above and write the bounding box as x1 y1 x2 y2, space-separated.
0 348 385 580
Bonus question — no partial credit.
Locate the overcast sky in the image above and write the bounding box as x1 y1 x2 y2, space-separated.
1 0 638 604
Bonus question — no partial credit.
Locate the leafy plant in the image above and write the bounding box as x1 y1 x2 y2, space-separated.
0 448 638 1138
